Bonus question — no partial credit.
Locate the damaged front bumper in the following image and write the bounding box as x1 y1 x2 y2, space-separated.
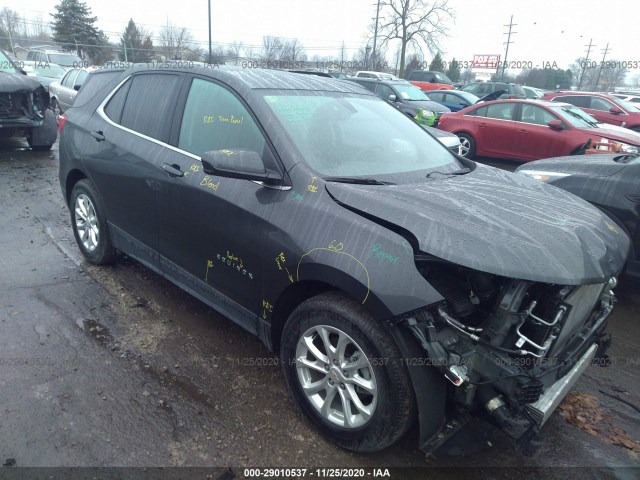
395 268 617 454
0 88 50 130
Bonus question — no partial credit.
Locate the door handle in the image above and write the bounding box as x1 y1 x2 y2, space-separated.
161 163 184 177
90 130 105 142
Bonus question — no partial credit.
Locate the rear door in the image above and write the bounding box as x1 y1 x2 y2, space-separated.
87 72 186 267
473 102 519 157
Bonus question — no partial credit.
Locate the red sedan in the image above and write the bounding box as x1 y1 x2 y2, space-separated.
437 99 640 162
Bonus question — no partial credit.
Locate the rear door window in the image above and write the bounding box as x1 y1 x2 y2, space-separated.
119 73 183 142
485 102 516 120
177 77 266 157
553 95 589 108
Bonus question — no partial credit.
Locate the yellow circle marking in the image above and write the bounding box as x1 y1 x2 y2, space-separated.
297 248 370 304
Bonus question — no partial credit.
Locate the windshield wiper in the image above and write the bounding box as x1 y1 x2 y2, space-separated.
324 176 395 185
562 108 598 127
426 168 471 178
613 153 639 164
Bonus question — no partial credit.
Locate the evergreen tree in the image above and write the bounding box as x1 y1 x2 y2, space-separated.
428 52 444 72
51 0 99 59
119 19 154 62
446 58 461 82
140 36 155 62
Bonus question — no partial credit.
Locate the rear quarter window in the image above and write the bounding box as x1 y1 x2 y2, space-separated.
73 70 124 107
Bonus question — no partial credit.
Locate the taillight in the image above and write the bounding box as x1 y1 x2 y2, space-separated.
58 114 67 134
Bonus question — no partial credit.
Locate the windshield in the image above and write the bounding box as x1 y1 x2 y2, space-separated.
616 98 640 113
455 91 479 103
0 50 19 74
394 83 429 101
48 53 82 67
263 93 458 178
551 106 599 128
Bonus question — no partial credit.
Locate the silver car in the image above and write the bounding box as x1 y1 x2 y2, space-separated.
48 68 90 118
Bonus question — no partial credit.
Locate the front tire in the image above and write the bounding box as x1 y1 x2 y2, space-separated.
70 179 118 265
456 132 476 159
281 291 415 452
50 98 62 122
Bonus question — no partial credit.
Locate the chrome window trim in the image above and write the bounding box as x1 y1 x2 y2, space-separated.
96 74 291 191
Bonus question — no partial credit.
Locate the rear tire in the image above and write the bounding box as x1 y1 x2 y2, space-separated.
281 291 416 452
456 132 476 159
70 179 118 265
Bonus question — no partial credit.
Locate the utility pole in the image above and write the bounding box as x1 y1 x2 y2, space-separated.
365 45 371 70
577 38 594 90
208 0 212 64
500 15 517 81
371 0 381 70
593 43 610 92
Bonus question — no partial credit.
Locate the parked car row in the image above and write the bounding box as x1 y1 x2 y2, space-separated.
437 99 640 162
347 77 451 126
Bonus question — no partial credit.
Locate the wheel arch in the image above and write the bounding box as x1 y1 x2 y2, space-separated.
268 268 393 353
65 169 88 206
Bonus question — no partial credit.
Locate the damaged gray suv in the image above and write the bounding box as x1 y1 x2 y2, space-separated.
59 65 629 454
0 49 57 150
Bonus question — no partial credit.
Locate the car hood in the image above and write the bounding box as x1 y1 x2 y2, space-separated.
584 125 640 144
0 72 43 92
409 99 451 113
325 164 629 285
516 154 632 178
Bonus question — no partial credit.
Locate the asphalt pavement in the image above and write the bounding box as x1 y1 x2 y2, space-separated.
0 140 639 479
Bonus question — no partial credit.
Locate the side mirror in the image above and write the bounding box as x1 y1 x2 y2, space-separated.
201 149 282 185
73 84 81 91
609 106 623 115
547 119 565 130
388 94 397 102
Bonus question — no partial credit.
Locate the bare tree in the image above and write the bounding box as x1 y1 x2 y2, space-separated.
159 21 194 60
405 50 423 73
352 44 371 68
260 35 283 64
0 7 22 54
630 73 640 89
461 66 474 84
377 0 454 77
29 14 51 41
281 38 306 63
596 61 628 91
226 41 243 60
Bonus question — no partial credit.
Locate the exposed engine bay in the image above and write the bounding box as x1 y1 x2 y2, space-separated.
402 255 615 450
0 86 49 126
0 72 56 148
